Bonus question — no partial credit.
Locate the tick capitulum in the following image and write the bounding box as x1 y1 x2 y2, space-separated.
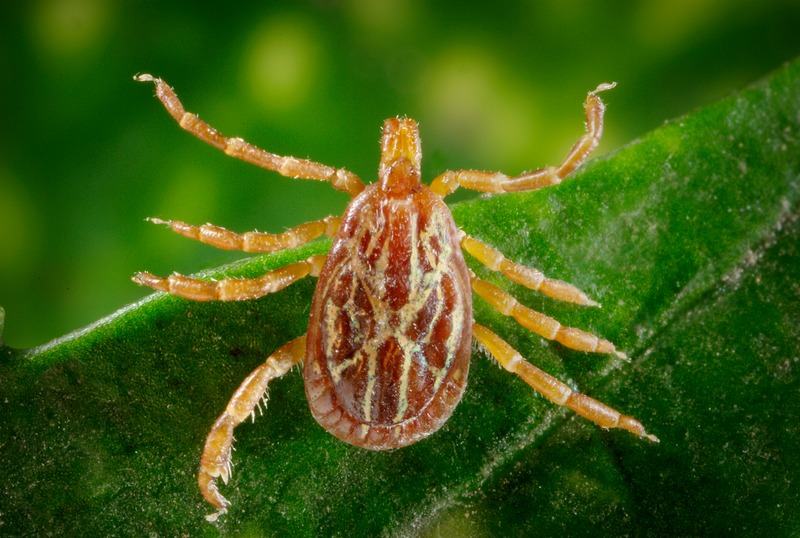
132 74 658 522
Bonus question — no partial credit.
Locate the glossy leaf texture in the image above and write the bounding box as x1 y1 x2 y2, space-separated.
2 58 799 536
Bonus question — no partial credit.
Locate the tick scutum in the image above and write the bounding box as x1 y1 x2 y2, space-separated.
305 121 472 449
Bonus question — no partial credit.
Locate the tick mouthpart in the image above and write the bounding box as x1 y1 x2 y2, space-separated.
379 117 422 196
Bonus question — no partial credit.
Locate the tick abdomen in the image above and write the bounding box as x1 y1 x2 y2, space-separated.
305 183 472 450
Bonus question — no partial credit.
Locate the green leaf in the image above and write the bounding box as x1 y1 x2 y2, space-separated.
2 58 799 536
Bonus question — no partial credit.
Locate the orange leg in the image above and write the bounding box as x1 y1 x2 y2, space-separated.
431 83 614 197
133 255 326 302
148 215 340 253
199 335 306 522
135 74 365 197
471 274 626 359
473 323 657 442
461 234 598 306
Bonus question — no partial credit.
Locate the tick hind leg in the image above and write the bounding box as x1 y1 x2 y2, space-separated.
471 274 627 359
133 254 326 301
199 335 306 522
147 215 340 253
473 323 657 442
461 234 598 306
135 74 364 196
431 83 614 197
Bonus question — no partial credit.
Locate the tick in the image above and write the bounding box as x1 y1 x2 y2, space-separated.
133 74 658 521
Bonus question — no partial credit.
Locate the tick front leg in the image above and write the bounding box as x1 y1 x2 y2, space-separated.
199 335 306 522
461 233 598 306
148 215 340 253
473 323 657 442
133 255 326 301
471 274 626 359
135 74 365 196
430 83 614 197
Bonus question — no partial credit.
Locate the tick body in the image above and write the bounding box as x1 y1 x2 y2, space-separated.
132 75 657 522
307 120 472 449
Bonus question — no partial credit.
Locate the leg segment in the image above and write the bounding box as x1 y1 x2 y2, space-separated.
134 74 365 197
461 234 598 306
198 335 307 521
148 215 340 253
473 323 657 442
471 274 626 359
133 255 326 301
431 83 615 197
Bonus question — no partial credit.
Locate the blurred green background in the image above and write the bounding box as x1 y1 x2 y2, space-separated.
1 0 799 348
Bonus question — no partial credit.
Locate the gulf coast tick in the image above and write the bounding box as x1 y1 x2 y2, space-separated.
132 74 657 522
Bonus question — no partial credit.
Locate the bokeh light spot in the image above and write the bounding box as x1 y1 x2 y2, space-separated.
419 45 538 167
156 161 219 236
242 15 321 113
0 169 42 280
31 0 111 59
635 0 725 50
345 0 416 39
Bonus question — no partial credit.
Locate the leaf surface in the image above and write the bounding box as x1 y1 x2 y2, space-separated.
2 59 799 536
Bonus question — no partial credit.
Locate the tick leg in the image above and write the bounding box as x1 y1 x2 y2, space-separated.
431 83 614 197
132 255 326 301
461 233 598 306
473 323 657 442
471 274 626 359
148 215 340 253
198 335 306 522
134 74 365 197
